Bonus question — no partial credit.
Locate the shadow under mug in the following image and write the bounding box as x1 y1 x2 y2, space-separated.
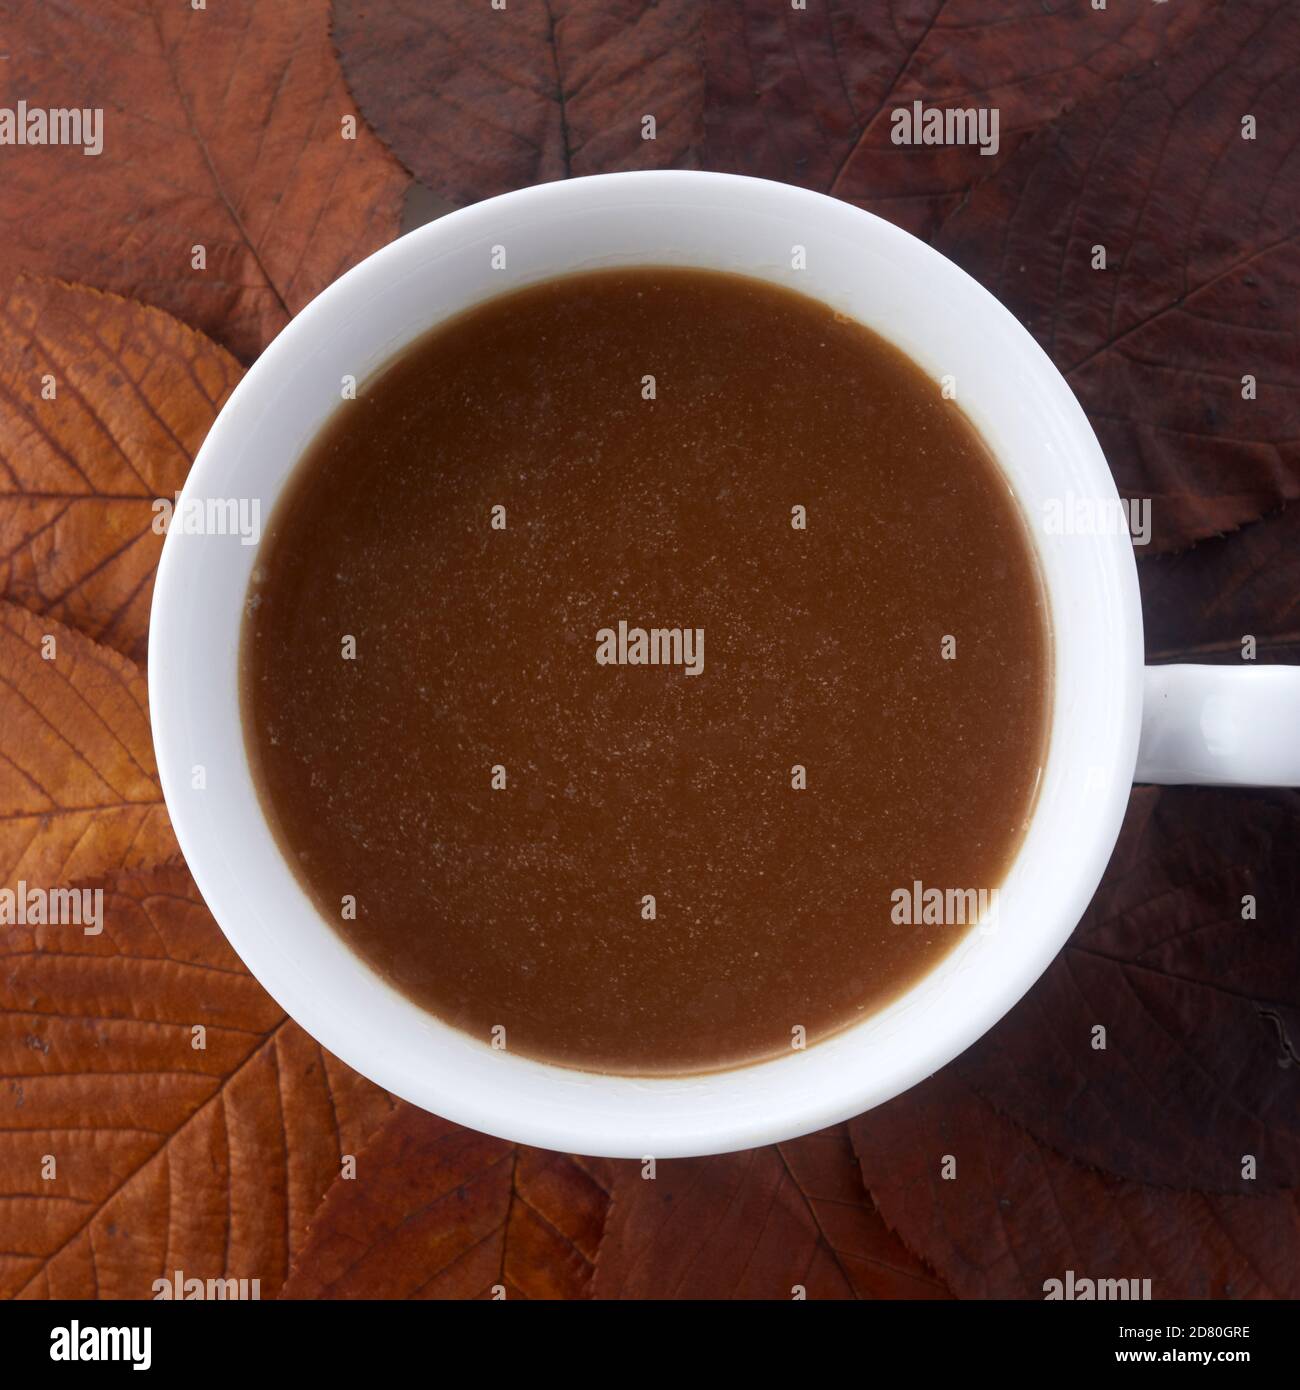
149 171 1300 1158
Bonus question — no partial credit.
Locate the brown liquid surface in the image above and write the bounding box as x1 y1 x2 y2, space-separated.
243 268 1050 1075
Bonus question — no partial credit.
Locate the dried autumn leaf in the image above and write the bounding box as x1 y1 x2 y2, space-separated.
2 0 408 360
0 279 242 664
1139 505 1300 665
331 0 1200 238
954 785 1300 1192
593 1127 949 1299
331 0 704 199
0 603 177 885
936 0 1300 550
851 1070 1300 1299
281 1104 608 1299
954 507 1300 1190
0 863 392 1298
713 0 1204 239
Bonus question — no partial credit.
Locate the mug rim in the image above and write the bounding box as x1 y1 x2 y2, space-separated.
149 169 1143 1156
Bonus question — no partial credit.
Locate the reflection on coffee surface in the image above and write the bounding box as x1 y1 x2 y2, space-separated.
242 268 1050 1075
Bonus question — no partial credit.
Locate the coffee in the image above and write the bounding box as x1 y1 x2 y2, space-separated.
242 267 1050 1075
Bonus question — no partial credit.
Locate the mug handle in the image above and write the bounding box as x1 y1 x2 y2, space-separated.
1136 665 1300 786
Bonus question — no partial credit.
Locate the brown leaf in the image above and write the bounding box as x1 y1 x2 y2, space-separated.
1139 505 1300 664
331 0 705 199
592 1127 949 1299
2 0 408 361
851 1070 1300 1299
0 863 392 1298
0 279 242 664
714 0 1205 239
936 0 1300 550
954 786 1300 1191
0 603 177 885
281 1104 608 1299
331 1 1200 238
955 502 1300 1189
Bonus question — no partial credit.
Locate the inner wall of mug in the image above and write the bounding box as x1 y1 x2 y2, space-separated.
151 172 1142 1156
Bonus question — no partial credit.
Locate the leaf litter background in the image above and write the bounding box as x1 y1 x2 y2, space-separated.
0 0 1297 1299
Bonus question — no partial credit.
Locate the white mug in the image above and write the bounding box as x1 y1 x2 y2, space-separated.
149 171 1300 1158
